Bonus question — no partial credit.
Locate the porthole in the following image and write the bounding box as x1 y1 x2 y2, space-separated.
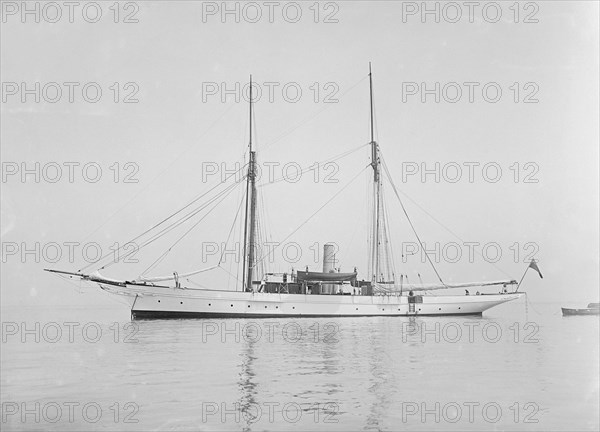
264 306 267 308
158 300 160 303
180 302 183 305
439 308 441 310
208 303 211 306
247 305 251 308
230 304 234 307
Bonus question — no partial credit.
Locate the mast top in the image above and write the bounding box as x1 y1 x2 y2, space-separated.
249 74 253 153
369 63 374 145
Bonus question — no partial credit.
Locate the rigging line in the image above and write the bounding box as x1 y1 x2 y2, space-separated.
218 262 245 285
98 178 243 272
366 160 373 279
256 185 270 277
373 89 379 143
127 170 249 266
140 248 171 278
138 183 248 277
261 76 369 151
137 179 239 277
524 292 544 316
380 199 393 280
131 181 242 279
380 156 446 285
252 95 258 151
102 177 244 270
340 199 363 268
382 181 397 280
252 165 369 270
235 175 247 290
260 207 268 275
379 150 513 279
226 166 246 290
185 278 210 289
219 185 247 266
79 170 247 271
370 180 377 279
232 177 246 291
257 142 369 188
141 175 243 278
49 272 87 293
102 177 243 269
79 162 249 272
77 102 239 245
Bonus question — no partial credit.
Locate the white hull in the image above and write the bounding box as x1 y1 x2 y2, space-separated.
99 283 523 319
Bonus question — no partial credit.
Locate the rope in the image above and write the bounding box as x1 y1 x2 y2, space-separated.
79 163 248 272
219 188 247 266
380 157 446 285
218 263 244 285
127 177 243 273
97 176 243 272
524 292 545 316
258 142 368 187
120 175 245 268
139 248 172 279
185 278 210 289
50 272 87 293
252 165 369 269
378 149 513 280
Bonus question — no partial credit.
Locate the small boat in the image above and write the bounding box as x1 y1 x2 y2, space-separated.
562 303 600 316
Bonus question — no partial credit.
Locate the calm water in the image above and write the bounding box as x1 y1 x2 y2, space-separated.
1 300 598 431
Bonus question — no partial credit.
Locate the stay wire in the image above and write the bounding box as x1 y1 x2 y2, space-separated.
252 165 369 270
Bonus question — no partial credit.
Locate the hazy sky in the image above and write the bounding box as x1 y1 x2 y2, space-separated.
1 1 598 308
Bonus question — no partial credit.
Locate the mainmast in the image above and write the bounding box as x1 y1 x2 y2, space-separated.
369 63 381 283
368 64 395 286
242 75 257 292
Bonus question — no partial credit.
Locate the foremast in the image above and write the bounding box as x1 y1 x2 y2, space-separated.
242 75 258 292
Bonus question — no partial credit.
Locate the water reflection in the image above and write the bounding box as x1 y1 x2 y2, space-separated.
365 323 392 430
238 336 258 431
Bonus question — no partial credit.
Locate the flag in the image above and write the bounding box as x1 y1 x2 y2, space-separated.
528 259 543 279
